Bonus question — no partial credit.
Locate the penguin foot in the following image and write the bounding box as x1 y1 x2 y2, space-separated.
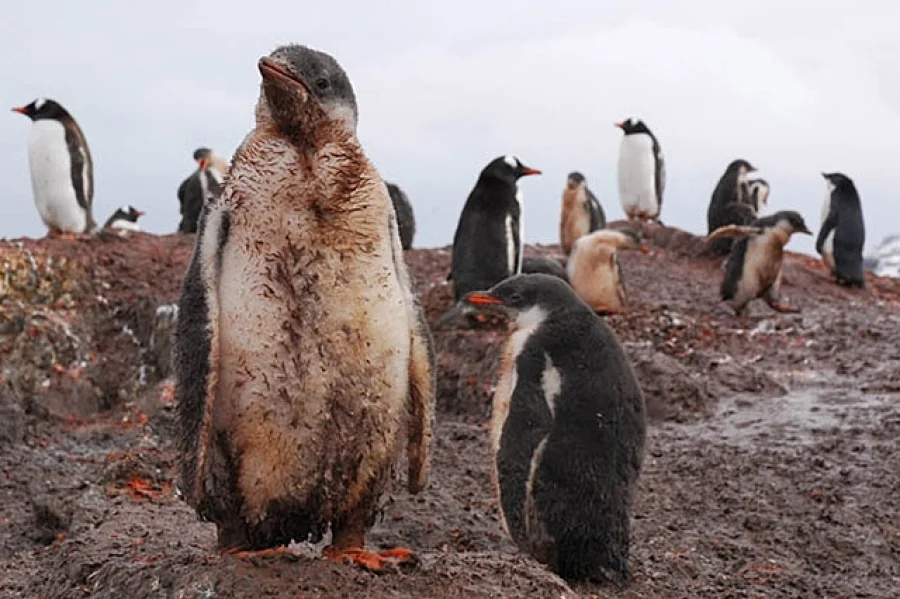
323 545 417 572
768 301 799 314
221 545 300 560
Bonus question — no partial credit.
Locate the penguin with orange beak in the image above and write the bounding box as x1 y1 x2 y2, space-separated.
176 148 224 234
102 204 145 232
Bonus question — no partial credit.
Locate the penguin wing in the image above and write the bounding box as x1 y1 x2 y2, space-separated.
174 202 230 506
815 207 838 255
707 223 764 244
511 209 523 276
64 127 93 214
177 177 190 212
653 137 666 208
586 188 606 231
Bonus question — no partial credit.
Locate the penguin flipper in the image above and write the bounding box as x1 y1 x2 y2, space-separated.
707 224 763 244
586 188 606 231
174 202 230 508
815 210 838 255
406 300 436 493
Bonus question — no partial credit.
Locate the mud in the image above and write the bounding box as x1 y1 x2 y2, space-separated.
1 222 898 598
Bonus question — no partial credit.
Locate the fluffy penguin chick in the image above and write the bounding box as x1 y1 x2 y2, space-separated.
463 274 646 583
709 210 812 317
559 171 605 255
566 229 648 314
817 172 866 288
173 43 436 571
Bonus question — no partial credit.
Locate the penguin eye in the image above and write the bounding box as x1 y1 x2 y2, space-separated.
507 292 524 304
315 78 330 91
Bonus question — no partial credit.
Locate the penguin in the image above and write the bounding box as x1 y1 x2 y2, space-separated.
173 43 436 570
385 181 415 250
12 98 96 238
559 171 605 255
747 178 770 215
521 256 569 283
102 205 145 232
177 150 224 234
707 159 759 255
449 155 541 301
817 172 866 288
193 146 231 179
462 273 646 583
615 118 665 223
566 229 648 315
707 210 812 317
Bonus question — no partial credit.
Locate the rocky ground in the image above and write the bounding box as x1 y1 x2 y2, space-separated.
0 223 898 598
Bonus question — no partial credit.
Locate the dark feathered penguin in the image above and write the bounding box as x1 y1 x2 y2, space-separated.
463 274 646 584
177 150 224 234
709 210 812 317
385 181 415 250
521 256 569 283
817 172 866 288
102 204 145 232
449 155 541 301
707 159 759 255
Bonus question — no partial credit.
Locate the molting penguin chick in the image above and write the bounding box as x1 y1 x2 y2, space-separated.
707 159 759 255
817 172 866 288
450 155 541 301
566 229 648 315
463 274 646 584
12 98 96 238
559 171 605 255
709 210 812 317
102 205 145 233
174 43 436 571
177 150 224 234
615 118 665 224
385 181 416 250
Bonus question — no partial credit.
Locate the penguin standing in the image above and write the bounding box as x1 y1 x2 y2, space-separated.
174 44 436 569
102 205 145 232
463 274 646 583
192 146 230 179
707 210 812 317
521 256 569 283
747 178 770 215
385 181 415 250
615 118 665 223
817 172 866 287
559 171 605 255
566 229 648 314
12 98 96 238
449 155 541 301
177 150 224 234
706 159 758 255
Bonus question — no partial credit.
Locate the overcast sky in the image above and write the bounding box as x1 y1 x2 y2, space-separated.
2 1 898 257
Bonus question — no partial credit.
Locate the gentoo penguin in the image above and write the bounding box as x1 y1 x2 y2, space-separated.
193 146 231 179
708 210 812 317
177 151 224 234
817 172 866 288
12 98 96 238
566 229 648 314
615 118 665 223
449 155 541 301
386 181 415 250
559 171 605 255
707 159 759 255
463 274 646 583
522 256 569 283
102 205 145 232
747 178 770 215
174 43 436 570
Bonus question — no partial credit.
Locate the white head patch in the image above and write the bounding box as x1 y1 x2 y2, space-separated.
121 204 135 213
34 98 47 111
503 155 518 169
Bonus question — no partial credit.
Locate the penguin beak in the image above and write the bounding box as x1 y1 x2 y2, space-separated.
11 106 26 115
258 56 310 92
639 244 651 254
520 167 542 177
614 121 625 130
799 226 813 235
198 158 209 169
135 210 145 218
464 292 505 306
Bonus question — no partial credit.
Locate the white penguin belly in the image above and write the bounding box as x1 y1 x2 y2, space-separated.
28 121 86 233
109 219 141 232
617 134 657 217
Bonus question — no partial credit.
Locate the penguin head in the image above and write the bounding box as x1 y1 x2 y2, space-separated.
615 118 652 135
11 98 69 121
481 155 541 184
771 210 812 236
109 205 145 224
257 44 358 137
727 159 757 178
193 147 212 165
463 273 578 319
822 172 855 193
748 179 770 209
566 171 587 190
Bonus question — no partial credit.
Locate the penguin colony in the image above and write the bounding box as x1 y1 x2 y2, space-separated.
8 39 876 588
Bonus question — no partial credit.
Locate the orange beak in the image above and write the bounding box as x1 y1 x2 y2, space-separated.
11 106 27 114
464 292 505 306
639 244 651 254
198 158 209 169
520 168 542 176
614 121 625 129
135 210 145 218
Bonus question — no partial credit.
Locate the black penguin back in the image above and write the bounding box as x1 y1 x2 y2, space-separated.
708 170 755 255
586 187 606 231
386 182 416 250
831 190 866 287
521 256 569 282
177 170 204 234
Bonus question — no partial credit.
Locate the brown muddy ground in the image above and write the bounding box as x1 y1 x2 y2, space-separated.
1 222 898 598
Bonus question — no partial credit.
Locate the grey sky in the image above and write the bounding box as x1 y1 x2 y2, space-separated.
2 1 898 256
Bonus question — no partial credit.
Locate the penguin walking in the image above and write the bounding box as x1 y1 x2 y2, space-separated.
12 98 96 238
102 205 145 232
817 172 866 287
559 171 605 255
566 229 648 314
707 210 812 317
449 155 541 301
463 273 646 583
707 159 759 255
616 118 665 223
386 181 416 250
174 44 436 570
177 150 224 234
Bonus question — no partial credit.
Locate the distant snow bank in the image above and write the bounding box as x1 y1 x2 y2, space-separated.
866 234 900 278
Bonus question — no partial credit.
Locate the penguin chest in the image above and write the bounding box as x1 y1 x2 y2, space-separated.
617 134 658 214
560 190 589 253
740 236 782 299
569 248 623 312
27 121 86 232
